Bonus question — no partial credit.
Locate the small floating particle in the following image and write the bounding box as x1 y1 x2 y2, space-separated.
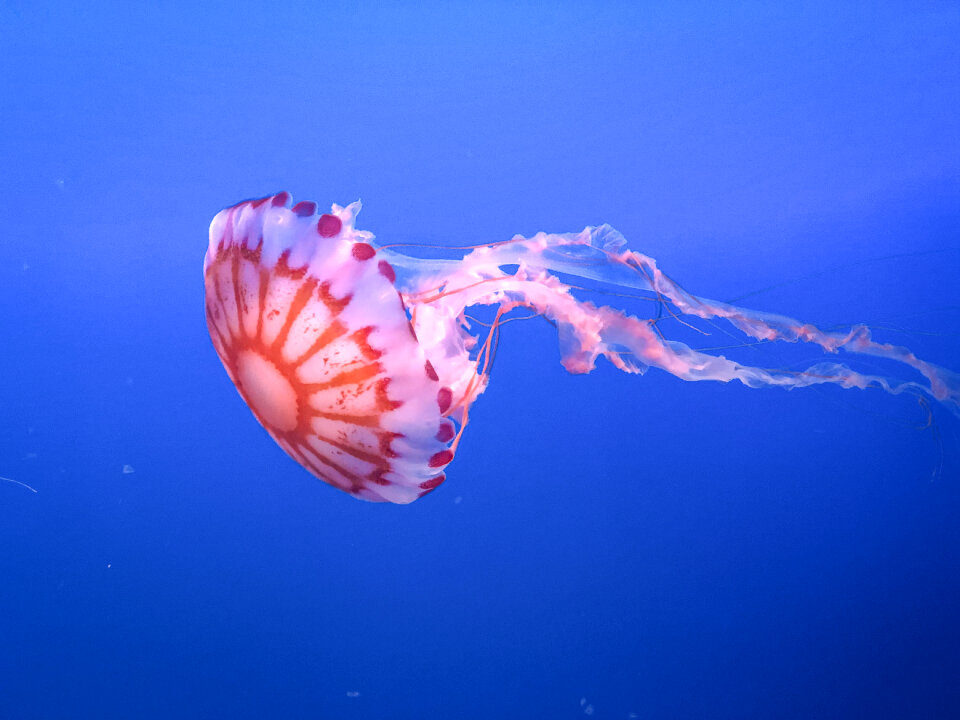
346 691 360 698
122 465 135 474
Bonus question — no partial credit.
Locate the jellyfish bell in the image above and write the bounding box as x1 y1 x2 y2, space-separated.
204 193 960 504
204 193 458 504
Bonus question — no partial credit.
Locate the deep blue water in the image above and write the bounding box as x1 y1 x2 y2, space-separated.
2 2 959 718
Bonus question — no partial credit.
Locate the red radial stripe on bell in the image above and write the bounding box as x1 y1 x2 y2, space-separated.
436 421 455 443
369 469 392 486
378 260 396 283
276 250 308 280
316 213 342 238
251 196 271 209
424 360 438 381
420 474 446 490
351 243 375 261
428 450 453 468
292 201 317 217
316 281 351 314
313 409 381 428
378 431 403 459
437 387 452 413
374 377 403 413
350 326 384 361
242 237 264 255
271 192 291 207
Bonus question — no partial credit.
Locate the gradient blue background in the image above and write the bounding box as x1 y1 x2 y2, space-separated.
2 2 959 718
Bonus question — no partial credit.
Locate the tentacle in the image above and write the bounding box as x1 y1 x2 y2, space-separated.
391 226 960 416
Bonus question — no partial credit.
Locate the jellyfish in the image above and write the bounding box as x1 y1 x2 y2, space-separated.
203 193 959 503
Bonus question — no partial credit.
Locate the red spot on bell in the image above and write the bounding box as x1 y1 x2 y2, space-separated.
292 201 317 217
378 260 396 283
271 192 291 207
352 243 375 261
317 213 342 237
424 360 439 381
420 474 446 490
437 387 452 413
436 421 455 442
428 450 453 468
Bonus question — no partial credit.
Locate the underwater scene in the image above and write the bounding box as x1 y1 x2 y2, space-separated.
2 2 959 718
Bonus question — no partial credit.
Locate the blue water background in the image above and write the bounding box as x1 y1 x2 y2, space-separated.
2 2 959 718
